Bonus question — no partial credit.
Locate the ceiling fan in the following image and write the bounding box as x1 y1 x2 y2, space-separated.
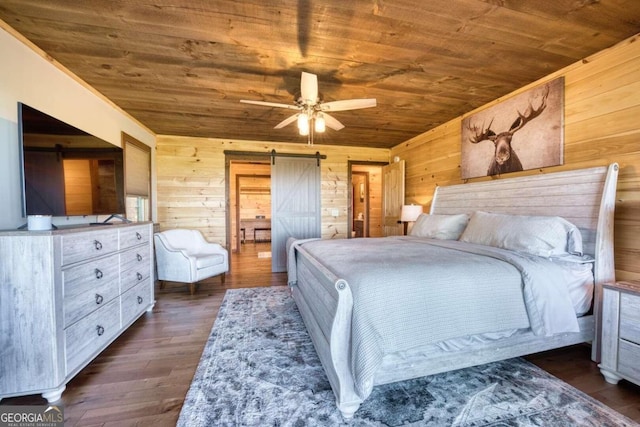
240 72 376 143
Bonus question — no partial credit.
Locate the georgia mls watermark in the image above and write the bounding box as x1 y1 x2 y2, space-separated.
0 405 63 427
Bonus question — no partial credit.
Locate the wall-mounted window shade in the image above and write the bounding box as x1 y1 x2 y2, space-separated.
125 139 150 197
123 132 151 222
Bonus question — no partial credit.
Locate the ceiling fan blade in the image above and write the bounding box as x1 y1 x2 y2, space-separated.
320 98 377 112
274 114 299 129
322 113 345 131
240 99 300 110
300 72 318 104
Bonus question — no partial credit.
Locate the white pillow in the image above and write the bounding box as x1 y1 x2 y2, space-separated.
459 211 583 257
410 213 470 240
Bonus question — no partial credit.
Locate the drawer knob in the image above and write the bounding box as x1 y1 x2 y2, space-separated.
94 240 103 250
95 269 103 279
137 272 143 281
137 296 143 304
137 253 142 262
95 293 104 305
96 325 105 336
136 232 142 240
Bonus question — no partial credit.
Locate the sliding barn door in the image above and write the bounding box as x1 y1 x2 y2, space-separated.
382 160 405 236
271 156 321 272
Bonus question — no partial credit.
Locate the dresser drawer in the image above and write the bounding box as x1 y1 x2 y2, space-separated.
620 292 640 345
120 226 150 250
61 230 118 265
121 279 152 327
62 253 120 327
618 340 640 382
65 298 120 375
120 247 151 293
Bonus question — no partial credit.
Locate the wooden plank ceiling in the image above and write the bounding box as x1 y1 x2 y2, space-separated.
1 1 640 149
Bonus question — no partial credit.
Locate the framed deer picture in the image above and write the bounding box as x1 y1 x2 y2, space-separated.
461 77 564 179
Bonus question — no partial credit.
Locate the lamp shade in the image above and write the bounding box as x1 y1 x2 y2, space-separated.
400 204 423 222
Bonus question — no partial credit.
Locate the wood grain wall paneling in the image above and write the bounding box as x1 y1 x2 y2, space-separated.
156 137 389 246
391 35 640 282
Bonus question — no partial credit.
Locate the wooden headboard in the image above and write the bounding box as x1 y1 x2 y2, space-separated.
430 164 619 286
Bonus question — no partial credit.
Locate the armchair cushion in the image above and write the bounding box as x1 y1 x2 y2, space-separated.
194 253 225 269
154 229 229 287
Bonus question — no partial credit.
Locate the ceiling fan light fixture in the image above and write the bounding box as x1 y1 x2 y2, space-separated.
298 113 309 136
240 72 375 139
314 114 326 133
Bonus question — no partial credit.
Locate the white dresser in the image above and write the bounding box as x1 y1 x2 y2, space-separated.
599 281 640 387
0 222 155 402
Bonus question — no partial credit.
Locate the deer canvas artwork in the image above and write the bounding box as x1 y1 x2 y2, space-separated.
461 77 564 179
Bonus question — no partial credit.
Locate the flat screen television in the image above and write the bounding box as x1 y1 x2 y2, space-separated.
18 103 125 217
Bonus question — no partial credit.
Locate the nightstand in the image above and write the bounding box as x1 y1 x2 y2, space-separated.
599 281 640 386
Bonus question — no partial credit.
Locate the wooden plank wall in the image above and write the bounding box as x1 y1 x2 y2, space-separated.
390 35 640 282
155 137 390 246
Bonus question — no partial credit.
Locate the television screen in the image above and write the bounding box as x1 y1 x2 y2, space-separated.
19 103 125 217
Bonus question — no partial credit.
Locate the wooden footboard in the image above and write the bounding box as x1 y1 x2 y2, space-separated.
290 246 363 418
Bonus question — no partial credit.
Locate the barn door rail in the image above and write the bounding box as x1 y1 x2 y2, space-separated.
222 150 325 166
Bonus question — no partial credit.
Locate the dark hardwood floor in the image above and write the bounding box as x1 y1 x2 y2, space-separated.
2 241 639 425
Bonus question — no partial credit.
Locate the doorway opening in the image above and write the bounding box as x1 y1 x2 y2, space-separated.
226 150 323 274
348 161 387 238
229 160 272 277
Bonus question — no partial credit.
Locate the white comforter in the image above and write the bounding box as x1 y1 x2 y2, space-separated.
288 236 581 400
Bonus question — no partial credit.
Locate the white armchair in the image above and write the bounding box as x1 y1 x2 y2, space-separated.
154 229 229 295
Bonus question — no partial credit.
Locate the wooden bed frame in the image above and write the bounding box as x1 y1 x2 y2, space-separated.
289 163 619 418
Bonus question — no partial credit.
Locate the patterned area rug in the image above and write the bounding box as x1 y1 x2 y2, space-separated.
178 287 636 426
